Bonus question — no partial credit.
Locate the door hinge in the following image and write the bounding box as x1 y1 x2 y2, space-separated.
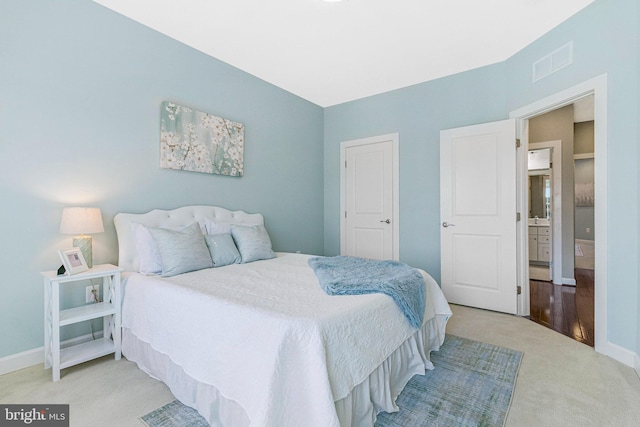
516 139 521 148
345 160 347 168
516 212 521 222
517 285 522 295
345 211 347 218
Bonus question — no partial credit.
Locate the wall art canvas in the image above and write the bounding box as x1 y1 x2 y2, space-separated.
574 158 594 207
160 101 244 176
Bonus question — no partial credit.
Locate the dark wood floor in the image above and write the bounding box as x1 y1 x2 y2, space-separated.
529 268 594 347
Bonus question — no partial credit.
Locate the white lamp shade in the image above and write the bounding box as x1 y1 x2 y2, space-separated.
59 207 105 235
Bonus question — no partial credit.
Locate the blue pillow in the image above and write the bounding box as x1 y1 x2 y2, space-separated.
204 233 241 267
148 222 213 277
231 224 276 263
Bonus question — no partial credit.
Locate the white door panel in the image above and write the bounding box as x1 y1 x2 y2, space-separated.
353 228 385 260
346 141 392 259
352 148 387 215
342 134 398 260
453 234 500 290
440 119 518 314
453 135 500 215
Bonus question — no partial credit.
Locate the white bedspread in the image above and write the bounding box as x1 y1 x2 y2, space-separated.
121 253 451 427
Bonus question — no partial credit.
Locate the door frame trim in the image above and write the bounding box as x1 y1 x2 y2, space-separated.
510 74 607 354
340 133 400 260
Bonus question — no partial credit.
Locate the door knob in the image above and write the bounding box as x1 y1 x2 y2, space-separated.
380 219 391 224
442 222 456 228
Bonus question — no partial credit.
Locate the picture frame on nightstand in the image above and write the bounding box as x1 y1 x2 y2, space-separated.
58 248 88 275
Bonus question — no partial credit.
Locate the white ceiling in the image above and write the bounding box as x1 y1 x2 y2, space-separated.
92 0 595 107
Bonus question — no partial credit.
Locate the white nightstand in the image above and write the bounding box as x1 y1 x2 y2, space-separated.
41 263 122 381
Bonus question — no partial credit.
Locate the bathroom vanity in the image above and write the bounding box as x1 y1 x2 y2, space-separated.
529 221 552 262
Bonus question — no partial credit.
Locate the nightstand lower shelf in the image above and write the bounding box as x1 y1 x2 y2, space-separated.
59 339 117 369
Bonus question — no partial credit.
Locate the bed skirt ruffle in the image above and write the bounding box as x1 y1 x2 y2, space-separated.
123 313 448 427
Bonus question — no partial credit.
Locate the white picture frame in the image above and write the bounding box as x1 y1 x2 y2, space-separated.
58 248 89 275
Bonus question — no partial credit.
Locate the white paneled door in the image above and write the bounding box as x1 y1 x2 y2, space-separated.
440 119 518 314
342 134 398 260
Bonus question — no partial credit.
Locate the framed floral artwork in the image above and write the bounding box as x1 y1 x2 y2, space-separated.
160 101 244 176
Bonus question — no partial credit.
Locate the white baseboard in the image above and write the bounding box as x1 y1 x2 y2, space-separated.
0 332 103 376
0 347 43 376
562 277 577 286
606 341 637 368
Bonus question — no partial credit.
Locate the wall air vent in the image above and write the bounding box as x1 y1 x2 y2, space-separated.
532 42 573 82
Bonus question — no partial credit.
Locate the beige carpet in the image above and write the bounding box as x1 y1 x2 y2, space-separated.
1 304 639 427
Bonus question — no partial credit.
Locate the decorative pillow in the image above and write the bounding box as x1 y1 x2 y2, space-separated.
147 222 213 277
203 218 232 235
231 224 276 263
132 222 199 275
204 233 241 267
132 223 162 275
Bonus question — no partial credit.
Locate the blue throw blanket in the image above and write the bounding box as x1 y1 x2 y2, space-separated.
308 256 426 329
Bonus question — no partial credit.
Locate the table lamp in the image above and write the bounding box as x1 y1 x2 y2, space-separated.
59 207 104 268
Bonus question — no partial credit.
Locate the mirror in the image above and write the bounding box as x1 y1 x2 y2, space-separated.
529 172 551 219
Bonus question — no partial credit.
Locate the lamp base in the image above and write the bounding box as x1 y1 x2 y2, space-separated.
72 236 93 268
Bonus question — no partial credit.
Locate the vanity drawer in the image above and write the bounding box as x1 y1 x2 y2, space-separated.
538 235 551 244
538 244 551 262
538 227 551 236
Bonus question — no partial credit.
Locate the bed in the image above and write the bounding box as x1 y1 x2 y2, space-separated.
114 205 452 427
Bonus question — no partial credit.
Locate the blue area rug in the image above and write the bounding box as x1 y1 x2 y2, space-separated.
141 400 206 427
141 335 522 427
375 335 522 426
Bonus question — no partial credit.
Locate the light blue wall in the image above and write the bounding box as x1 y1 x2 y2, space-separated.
324 63 508 281
505 0 639 353
0 0 324 358
324 0 639 352
2 0 638 361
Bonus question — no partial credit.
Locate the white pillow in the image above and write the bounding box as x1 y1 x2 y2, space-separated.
132 221 208 275
132 223 162 275
147 222 213 277
203 218 232 235
230 224 276 263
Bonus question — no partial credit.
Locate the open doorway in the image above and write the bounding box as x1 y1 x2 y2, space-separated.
526 96 595 346
510 74 607 354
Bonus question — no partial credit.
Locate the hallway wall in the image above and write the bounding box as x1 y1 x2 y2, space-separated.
528 105 576 281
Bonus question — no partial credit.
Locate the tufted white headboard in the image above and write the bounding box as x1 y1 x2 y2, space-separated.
114 205 264 272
